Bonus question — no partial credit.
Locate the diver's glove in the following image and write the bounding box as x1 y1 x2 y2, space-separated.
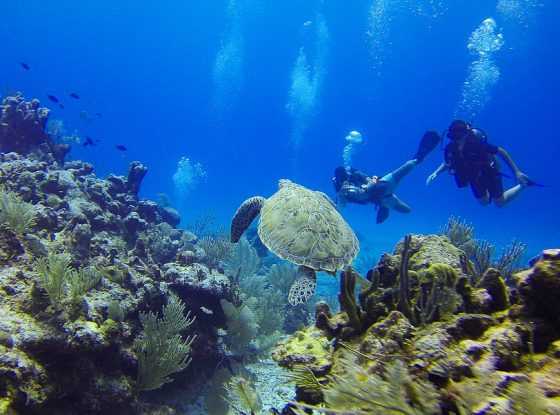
426 172 438 186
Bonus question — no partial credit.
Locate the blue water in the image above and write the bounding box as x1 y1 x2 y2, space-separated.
1 1 558 260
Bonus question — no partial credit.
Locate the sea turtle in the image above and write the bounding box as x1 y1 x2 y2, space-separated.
230 179 359 305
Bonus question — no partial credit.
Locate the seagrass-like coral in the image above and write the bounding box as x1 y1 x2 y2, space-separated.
220 298 259 353
35 253 73 307
224 236 260 278
224 376 263 415
293 358 440 415
67 267 102 305
0 188 36 235
36 254 103 310
107 300 125 322
134 293 197 391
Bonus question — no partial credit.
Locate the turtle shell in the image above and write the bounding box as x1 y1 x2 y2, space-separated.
258 180 359 272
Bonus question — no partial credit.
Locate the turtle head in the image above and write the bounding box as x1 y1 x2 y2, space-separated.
230 196 266 243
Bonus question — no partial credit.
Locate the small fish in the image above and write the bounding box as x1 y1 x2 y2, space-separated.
19 62 30 70
95 112 102 118
69 92 80 99
199 306 213 315
47 95 60 103
83 136 99 147
115 144 127 152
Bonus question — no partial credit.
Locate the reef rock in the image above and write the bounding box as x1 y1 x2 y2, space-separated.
275 237 560 415
516 249 560 328
0 93 69 163
0 97 235 413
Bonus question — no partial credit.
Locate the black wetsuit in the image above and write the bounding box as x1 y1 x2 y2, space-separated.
444 129 504 199
333 165 413 223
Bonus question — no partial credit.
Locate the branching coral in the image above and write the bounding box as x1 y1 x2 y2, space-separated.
186 212 218 238
494 239 526 280
471 239 494 278
199 234 233 270
443 216 475 255
442 216 527 284
0 188 36 235
134 293 197 391
293 358 440 415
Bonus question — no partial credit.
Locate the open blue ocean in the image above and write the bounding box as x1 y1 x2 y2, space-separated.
2 1 558 257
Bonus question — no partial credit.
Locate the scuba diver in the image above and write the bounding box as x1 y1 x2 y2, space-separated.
333 131 440 224
426 120 536 207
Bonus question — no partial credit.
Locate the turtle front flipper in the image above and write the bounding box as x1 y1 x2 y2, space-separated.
288 266 317 306
231 196 266 243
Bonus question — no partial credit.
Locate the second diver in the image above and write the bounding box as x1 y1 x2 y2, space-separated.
333 131 440 224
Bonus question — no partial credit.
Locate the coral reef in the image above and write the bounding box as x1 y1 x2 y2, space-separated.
0 93 69 163
0 95 238 414
274 235 560 415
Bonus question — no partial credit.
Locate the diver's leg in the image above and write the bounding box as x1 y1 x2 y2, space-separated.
485 171 524 207
477 194 491 206
494 184 524 207
471 177 491 206
384 194 412 213
380 159 418 193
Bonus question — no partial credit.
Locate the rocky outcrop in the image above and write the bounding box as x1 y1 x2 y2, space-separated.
0 97 235 414
0 93 69 163
273 239 560 415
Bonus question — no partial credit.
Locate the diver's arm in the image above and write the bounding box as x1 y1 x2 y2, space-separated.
426 162 448 185
496 147 528 184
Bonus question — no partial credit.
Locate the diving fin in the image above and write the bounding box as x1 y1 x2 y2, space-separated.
415 130 441 163
376 205 390 224
501 173 547 187
525 178 547 187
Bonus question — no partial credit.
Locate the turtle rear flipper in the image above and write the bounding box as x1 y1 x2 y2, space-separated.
288 266 317 306
231 196 266 243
